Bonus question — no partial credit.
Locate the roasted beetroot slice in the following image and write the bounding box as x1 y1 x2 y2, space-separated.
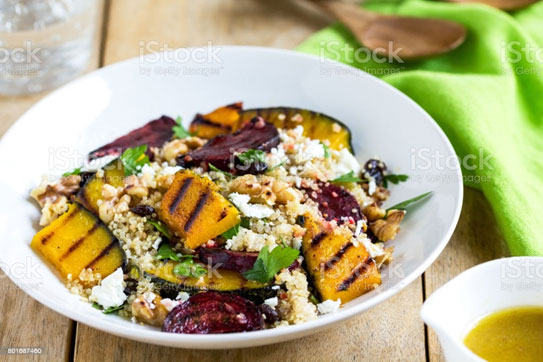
197 248 258 273
88 116 176 160
304 183 364 224
177 117 279 174
162 292 264 334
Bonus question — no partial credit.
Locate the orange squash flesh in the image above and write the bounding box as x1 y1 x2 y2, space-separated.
31 203 124 280
159 170 240 249
189 102 243 139
302 215 381 303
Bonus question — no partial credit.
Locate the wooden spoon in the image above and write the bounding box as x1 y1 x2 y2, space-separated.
311 0 467 61
445 0 539 11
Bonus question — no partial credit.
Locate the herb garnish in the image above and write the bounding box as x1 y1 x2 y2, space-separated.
92 302 125 315
242 245 299 283
237 149 266 165
148 220 172 239
173 116 191 139
173 257 207 278
121 145 150 176
221 217 251 240
321 142 330 159
62 167 82 177
331 171 365 184
387 191 433 212
155 243 180 261
209 163 234 180
383 174 409 188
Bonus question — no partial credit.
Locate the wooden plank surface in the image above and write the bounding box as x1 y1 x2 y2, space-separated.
0 0 508 361
0 1 106 361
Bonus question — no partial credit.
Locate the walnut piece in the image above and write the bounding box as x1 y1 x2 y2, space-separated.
131 294 169 327
31 175 81 207
369 209 405 242
362 202 386 221
228 175 301 206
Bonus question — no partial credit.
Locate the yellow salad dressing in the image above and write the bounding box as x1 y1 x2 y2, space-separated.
464 306 543 362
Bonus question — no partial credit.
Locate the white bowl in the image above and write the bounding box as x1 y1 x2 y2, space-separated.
0 46 462 348
421 257 543 362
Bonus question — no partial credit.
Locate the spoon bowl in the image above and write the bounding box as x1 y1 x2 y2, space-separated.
313 0 467 61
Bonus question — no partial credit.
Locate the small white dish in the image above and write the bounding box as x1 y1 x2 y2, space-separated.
0 46 462 348
421 257 543 362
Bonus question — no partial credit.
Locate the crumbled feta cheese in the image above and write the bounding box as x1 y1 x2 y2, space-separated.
139 163 156 177
229 193 273 218
360 236 385 258
264 297 278 308
354 220 364 237
161 166 183 176
143 292 157 310
160 298 181 312
89 268 127 309
152 236 162 250
84 154 118 172
368 179 377 196
300 140 325 161
271 285 280 290
176 292 190 301
293 125 304 137
317 299 341 314
334 149 361 176
292 237 302 250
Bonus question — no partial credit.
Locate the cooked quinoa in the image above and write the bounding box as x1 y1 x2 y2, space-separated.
30 106 407 333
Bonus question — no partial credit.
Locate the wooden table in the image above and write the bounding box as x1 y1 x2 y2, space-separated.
0 1 509 361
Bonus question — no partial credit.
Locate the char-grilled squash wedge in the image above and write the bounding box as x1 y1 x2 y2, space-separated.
76 159 125 215
301 215 381 303
239 108 353 152
159 170 240 249
189 102 243 139
31 203 125 280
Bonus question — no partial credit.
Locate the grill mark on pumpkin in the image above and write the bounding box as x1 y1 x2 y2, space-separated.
59 222 100 261
184 192 210 232
311 232 327 247
85 240 118 269
337 257 374 292
169 178 193 214
192 116 232 131
41 209 78 244
324 242 354 271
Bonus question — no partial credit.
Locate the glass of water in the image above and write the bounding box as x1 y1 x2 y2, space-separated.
0 0 100 95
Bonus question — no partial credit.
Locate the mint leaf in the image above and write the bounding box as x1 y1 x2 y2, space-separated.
383 174 409 188
155 243 179 261
331 171 364 184
242 245 299 283
121 145 150 176
387 191 433 212
237 149 266 165
148 220 172 239
173 116 191 139
62 167 82 177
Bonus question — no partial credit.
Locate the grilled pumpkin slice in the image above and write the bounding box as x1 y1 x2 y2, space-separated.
189 102 243 139
76 159 125 215
31 203 125 281
159 170 240 249
301 215 381 303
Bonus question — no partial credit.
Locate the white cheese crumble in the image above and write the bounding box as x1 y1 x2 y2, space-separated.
354 220 364 237
264 297 279 308
360 236 385 258
229 193 274 218
334 148 361 176
139 163 156 177
161 165 183 176
143 291 157 310
89 268 127 309
297 140 325 162
152 236 162 250
368 179 377 196
317 299 341 314
160 298 181 312
176 292 190 301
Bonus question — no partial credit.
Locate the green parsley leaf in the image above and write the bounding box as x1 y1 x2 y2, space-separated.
173 258 207 278
62 167 82 177
383 174 409 188
155 243 180 261
102 305 125 314
242 245 299 283
221 224 240 240
121 145 150 176
173 116 191 139
237 149 266 165
240 217 251 228
331 171 365 184
321 142 330 159
148 220 172 239
386 191 433 212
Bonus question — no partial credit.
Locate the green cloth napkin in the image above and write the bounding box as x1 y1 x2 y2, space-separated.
298 0 543 256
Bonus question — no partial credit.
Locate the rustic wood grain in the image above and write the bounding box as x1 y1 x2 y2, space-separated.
425 187 508 362
0 1 105 361
73 0 427 361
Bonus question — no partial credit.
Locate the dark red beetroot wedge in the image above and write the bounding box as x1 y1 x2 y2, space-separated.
197 248 258 273
198 247 300 274
162 292 264 334
304 182 364 224
88 116 176 160
177 117 279 174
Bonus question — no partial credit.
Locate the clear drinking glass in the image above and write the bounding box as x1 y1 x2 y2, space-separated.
0 0 99 95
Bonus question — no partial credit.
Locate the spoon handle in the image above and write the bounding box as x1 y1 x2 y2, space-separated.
309 0 377 31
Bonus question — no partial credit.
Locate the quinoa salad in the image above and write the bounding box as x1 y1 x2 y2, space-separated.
30 103 429 334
